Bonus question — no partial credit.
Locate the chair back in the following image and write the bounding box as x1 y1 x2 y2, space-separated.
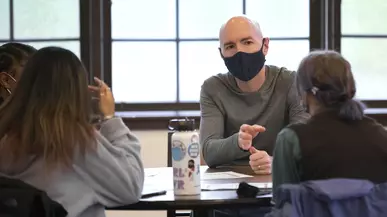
0 177 67 217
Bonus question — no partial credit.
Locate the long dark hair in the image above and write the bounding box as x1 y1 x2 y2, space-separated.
296 50 365 121
0 43 36 101
0 42 36 73
0 46 96 171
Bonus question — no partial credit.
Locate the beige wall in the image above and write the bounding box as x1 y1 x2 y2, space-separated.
106 130 169 217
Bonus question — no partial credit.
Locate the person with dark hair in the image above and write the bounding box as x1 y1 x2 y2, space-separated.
271 50 387 200
0 46 144 217
0 42 36 104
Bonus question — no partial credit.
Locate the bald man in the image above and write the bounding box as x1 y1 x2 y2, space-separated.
199 16 309 174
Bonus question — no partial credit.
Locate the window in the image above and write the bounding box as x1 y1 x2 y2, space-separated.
111 0 176 39
341 0 387 100
111 0 310 103
0 0 80 57
0 0 10 40
112 42 177 103
178 0 243 39
245 0 309 38
179 41 227 102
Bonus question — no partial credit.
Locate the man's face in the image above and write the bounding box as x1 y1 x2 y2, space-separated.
219 19 268 58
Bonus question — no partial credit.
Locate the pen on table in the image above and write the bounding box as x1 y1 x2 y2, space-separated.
141 190 167 199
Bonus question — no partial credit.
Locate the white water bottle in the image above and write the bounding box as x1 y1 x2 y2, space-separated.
169 118 201 195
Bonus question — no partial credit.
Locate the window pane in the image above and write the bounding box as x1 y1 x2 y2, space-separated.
179 0 242 39
0 0 10 39
112 0 176 39
179 40 309 102
24 41 80 58
13 0 79 39
342 0 387 35
266 40 309 71
179 41 227 102
341 38 387 100
246 0 309 38
112 42 177 103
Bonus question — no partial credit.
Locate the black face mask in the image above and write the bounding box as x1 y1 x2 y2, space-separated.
222 41 266 82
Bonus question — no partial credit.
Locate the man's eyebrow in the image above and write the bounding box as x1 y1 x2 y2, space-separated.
223 36 254 47
223 41 234 47
240 36 254 41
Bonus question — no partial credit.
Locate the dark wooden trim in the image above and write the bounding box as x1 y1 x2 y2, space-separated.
102 0 112 87
327 0 341 51
116 103 200 111
119 110 200 130
120 109 387 130
80 0 111 83
242 0 246 14
115 100 387 112
309 0 326 50
363 101 387 108
79 0 91 81
9 0 14 40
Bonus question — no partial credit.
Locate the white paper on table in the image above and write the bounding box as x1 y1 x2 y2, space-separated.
145 171 159 177
202 182 272 191
201 171 253 180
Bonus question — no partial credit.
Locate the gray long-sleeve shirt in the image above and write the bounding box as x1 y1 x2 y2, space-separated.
0 117 144 217
199 65 309 167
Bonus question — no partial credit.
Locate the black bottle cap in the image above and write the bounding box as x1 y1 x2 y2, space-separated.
168 118 195 131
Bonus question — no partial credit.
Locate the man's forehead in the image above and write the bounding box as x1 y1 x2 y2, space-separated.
220 26 260 45
219 17 262 44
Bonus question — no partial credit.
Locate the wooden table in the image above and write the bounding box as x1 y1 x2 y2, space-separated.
109 166 272 217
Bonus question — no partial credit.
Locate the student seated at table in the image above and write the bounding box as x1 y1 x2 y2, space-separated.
0 42 36 105
199 15 309 174
272 50 387 201
0 46 144 217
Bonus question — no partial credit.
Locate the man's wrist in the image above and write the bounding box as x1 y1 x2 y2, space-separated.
238 143 250 152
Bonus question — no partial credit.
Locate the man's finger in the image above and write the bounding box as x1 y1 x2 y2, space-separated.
250 162 271 171
241 125 257 136
249 151 269 161
252 125 266 133
253 168 271 175
252 157 271 166
239 132 252 141
240 140 252 150
249 146 258 154
240 124 251 133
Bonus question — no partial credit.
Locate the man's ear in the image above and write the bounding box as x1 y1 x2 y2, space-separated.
0 72 11 89
218 47 224 59
263 37 269 56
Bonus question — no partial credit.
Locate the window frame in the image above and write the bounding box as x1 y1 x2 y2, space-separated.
0 0 81 56
110 0 387 129
2 0 387 130
111 0 309 111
